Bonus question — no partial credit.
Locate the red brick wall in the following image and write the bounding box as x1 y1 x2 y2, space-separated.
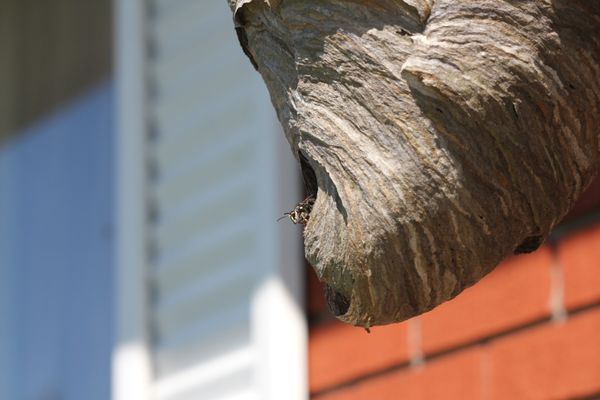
307 180 600 400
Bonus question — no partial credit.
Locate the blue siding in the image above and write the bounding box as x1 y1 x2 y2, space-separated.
0 83 114 400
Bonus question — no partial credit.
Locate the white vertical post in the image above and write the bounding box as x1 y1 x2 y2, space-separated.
113 0 153 399
253 115 308 400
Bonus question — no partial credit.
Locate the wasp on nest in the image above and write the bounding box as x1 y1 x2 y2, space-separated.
279 151 318 225
278 195 315 225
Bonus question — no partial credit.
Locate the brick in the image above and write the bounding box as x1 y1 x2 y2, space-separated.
421 247 552 354
490 308 600 400
317 347 485 400
557 223 600 309
309 321 410 392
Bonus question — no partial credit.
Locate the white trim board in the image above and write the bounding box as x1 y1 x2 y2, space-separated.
113 0 153 399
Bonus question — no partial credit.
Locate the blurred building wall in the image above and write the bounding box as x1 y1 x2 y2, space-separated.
0 83 115 400
1 0 307 399
307 182 600 399
0 1 114 399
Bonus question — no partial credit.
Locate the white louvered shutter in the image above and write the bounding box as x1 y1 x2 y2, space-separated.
114 1 307 400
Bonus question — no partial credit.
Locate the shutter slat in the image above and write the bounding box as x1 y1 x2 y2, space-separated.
154 308 250 374
154 347 255 399
150 55 245 129
153 182 254 252
153 263 255 333
152 139 254 210
155 171 253 226
151 90 253 164
154 213 255 273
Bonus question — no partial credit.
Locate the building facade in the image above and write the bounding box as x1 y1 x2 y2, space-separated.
1 1 306 399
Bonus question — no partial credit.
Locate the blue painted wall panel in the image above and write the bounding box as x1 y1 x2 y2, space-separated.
0 82 114 400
